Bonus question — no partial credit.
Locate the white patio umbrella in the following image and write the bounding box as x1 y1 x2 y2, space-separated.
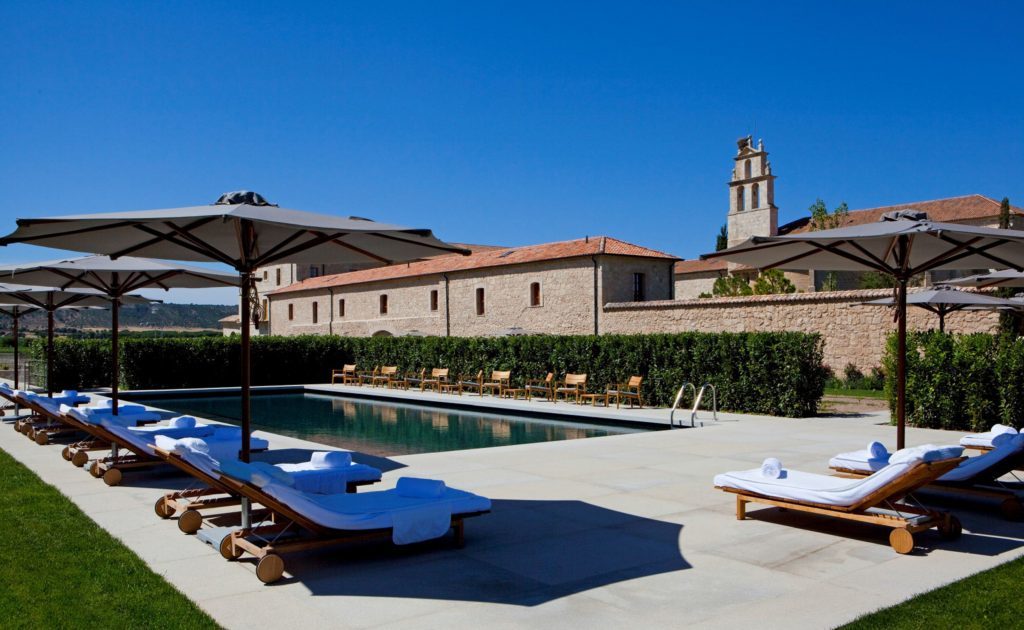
942 269 1024 289
0 191 468 463
0 285 154 396
859 286 1023 332
0 256 238 413
702 209 1024 448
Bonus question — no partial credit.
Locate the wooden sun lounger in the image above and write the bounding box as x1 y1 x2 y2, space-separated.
214 475 490 584
831 453 1024 521
718 457 965 553
150 446 380 534
15 396 91 445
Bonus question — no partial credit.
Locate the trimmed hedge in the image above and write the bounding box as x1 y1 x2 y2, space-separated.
883 331 1024 432
33 332 828 417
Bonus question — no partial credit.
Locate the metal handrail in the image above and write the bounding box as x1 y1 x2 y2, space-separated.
669 382 695 428
691 382 719 427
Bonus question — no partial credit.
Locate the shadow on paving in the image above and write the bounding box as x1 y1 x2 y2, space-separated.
261 499 687 605
745 506 1024 556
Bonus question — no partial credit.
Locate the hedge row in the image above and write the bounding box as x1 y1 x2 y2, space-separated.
31 332 828 417
882 331 1024 432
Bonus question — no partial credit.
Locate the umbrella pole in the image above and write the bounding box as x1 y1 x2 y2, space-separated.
46 308 54 397
896 277 908 450
12 307 18 390
938 310 945 333
238 272 253 529
111 296 119 415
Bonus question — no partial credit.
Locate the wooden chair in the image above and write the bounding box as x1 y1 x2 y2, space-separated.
481 370 511 397
357 366 380 386
455 370 485 396
330 364 359 385
717 457 965 554
372 366 399 388
213 473 490 584
606 376 643 409
525 373 555 402
422 368 450 392
554 373 587 404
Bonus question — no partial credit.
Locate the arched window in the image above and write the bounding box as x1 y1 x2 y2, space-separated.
752 183 760 209
744 159 751 179
736 186 745 211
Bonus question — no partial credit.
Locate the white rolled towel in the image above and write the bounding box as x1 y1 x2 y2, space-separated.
396 477 447 498
309 451 352 469
760 457 783 479
868 441 889 460
992 424 1018 435
169 415 197 429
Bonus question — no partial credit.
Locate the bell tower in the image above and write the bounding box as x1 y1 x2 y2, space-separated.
726 135 777 247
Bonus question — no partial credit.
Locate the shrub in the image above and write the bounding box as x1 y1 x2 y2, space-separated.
32 332 829 417
884 331 1019 432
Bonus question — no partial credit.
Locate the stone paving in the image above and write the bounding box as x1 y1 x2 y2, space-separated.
2 389 1022 629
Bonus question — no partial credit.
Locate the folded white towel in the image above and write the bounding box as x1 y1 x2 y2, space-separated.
868 441 889 460
391 501 452 545
310 451 352 469
396 477 447 498
169 415 196 428
992 424 1018 435
174 437 211 455
760 458 783 479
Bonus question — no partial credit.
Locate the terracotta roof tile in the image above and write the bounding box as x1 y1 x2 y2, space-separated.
674 259 729 274
779 194 1022 235
271 236 678 295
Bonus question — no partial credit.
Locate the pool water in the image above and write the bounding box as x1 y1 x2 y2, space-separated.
124 392 645 456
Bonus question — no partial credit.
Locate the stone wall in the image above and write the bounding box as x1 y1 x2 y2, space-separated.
602 289 1002 371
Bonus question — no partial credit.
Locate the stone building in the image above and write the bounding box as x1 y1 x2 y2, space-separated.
674 136 1024 298
265 237 677 337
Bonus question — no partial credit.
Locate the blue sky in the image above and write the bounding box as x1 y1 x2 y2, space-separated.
1 1 1022 305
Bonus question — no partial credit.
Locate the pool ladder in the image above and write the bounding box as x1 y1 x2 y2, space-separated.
669 382 720 428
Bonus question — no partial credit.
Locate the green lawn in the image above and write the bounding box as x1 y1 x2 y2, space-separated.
841 555 1024 628
0 447 220 629
824 387 888 400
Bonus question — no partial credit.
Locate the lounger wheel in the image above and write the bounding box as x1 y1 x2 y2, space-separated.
1000 498 1024 522
72 450 90 467
61 446 72 460
889 528 915 554
88 461 102 477
34 431 49 445
256 554 285 584
102 468 122 486
177 509 203 534
154 496 175 519
938 515 963 540
219 535 243 560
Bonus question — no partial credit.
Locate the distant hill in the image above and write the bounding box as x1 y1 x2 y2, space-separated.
8 303 235 331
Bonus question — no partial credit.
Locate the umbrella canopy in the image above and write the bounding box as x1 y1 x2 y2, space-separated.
0 256 238 412
859 286 1023 332
0 191 468 463
702 209 1024 448
0 285 153 395
942 269 1024 289
495 326 536 336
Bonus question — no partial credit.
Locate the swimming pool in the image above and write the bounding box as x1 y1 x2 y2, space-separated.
123 391 647 456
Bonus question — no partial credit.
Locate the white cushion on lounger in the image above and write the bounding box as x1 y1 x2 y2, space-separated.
257 478 491 533
829 449 891 473
715 446 962 507
961 425 1019 449
940 434 1024 483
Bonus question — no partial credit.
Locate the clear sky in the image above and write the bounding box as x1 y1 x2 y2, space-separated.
2 1 1022 305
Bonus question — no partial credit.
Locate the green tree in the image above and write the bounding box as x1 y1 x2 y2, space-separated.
712 275 753 297
999 197 1011 230
859 271 898 289
753 269 796 295
821 272 839 292
715 224 728 251
997 197 1018 334
808 198 849 231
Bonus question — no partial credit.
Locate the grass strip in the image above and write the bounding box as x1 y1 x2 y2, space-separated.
840 555 1024 629
0 447 220 629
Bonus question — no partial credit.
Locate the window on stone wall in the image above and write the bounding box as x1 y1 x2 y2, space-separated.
379 294 388 315
309 265 320 278
752 182 760 209
633 273 646 302
530 282 541 307
736 186 745 212
476 288 485 316
262 270 268 280
261 299 268 322
430 289 439 311
744 159 751 179
288 303 294 320
276 268 281 286
312 301 318 324
338 299 345 317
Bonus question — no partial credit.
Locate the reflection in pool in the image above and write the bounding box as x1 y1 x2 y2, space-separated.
124 392 646 456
